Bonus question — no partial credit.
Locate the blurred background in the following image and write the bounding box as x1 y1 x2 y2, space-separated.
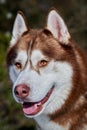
0 0 87 130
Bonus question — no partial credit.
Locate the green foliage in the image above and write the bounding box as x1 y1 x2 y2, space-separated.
0 0 87 130
0 34 35 130
0 33 10 81
0 0 87 48
0 33 10 63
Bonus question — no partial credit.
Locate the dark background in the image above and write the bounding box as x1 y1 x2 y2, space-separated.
0 0 87 130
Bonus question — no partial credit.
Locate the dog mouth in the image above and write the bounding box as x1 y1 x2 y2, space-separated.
22 86 54 116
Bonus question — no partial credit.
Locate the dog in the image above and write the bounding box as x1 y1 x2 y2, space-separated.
7 9 87 130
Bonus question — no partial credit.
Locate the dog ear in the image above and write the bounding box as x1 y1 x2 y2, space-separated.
10 11 29 46
47 9 71 44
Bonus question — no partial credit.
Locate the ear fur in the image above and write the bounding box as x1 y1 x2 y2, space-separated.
47 9 71 44
10 11 29 46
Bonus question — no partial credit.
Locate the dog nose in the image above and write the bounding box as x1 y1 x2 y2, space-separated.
14 84 30 98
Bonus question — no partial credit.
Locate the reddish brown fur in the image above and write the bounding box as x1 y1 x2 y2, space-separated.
7 27 87 130
47 42 87 130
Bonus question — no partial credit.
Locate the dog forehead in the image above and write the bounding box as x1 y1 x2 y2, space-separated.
31 50 45 65
17 34 31 50
16 50 27 62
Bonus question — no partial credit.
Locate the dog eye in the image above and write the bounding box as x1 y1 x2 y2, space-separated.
38 60 48 67
15 62 22 70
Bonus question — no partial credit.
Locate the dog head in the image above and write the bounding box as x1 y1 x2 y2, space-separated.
7 9 73 118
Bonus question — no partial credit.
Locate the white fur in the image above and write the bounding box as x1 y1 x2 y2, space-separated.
35 115 70 130
47 10 70 44
11 50 73 117
9 50 27 83
30 50 45 69
10 13 28 46
9 65 17 83
15 50 27 67
8 9 86 130
31 50 54 74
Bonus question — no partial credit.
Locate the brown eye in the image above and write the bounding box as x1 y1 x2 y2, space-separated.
38 60 48 67
15 62 22 69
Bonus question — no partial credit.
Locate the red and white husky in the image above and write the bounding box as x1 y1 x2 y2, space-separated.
7 9 87 130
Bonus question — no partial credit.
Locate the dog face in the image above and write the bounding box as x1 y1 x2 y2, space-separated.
7 10 73 117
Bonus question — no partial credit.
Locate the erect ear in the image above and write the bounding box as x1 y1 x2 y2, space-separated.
10 11 29 46
47 9 71 44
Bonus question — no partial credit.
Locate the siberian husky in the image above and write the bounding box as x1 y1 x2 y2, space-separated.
7 9 87 130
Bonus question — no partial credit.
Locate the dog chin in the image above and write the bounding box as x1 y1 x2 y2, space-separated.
22 86 54 117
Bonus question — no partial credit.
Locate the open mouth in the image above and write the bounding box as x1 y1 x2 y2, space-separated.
22 86 54 116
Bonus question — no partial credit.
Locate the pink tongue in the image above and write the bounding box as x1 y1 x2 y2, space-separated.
23 102 42 115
